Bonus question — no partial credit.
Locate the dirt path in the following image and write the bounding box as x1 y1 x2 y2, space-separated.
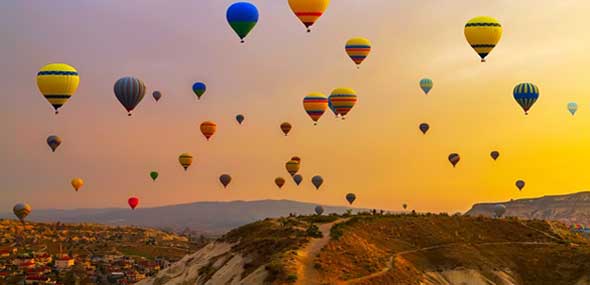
294 218 349 285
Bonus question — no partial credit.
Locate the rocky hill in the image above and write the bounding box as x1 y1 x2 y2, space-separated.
465 191 590 225
137 213 590 285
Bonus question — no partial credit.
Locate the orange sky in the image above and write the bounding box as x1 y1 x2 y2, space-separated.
2 1 590 213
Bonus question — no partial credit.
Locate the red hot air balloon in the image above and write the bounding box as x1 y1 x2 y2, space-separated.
128 197 139 210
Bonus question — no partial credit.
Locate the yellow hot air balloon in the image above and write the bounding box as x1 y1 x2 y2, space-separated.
464 16 502 62
288 0 330 32
345 37 371 68
286 160 300 176
179 153 193 171
37 63 80 114
71 178 84 192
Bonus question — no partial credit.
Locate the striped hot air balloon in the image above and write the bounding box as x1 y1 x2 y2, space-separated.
288 0 330 32
200 121 217 141
114 76 146 116
464 16 502 62
179 153 193 171
345 37 371 68
37 63 80 114
329 88 357 119
47 135 62 152
513 83 539 115
13 203 32 223
419 78 433 95
286 160 300 176
303 92 328 125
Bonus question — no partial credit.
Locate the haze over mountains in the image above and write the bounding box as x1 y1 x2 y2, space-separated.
0 200 363 235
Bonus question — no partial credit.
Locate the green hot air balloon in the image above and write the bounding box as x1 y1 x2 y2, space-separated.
226 2 259 43
150 171 159 181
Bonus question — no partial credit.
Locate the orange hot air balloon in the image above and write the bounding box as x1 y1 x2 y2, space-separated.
128 197 139 210
288 0 330 32
275 177 286 189
286 160 300 176
200 121 217 141
71 178 84 192
280 122 292 136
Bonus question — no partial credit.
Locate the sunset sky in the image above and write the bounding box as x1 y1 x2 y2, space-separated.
3 0 590 213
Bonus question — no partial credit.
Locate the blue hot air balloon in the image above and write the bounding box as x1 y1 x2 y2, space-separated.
568 102 578 116
226 2 259 43
513 83 539 115
420 78 433 95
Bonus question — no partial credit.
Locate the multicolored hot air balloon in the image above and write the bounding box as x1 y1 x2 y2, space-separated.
114 76 146 116
568 102 578 116
345 37 371 68
328 100 338 118
150 171 159 181
236 114 245 124
220 174 232 188
303 92 328 125
516 180 525 191
128 197 139 210
513 83 539 115
288 0 330 32
448 153 460 167
311 175 323 189
226 2 259 43
152 91 162 102
490 151 500 161
280 122 292 136
200 121 217 141
179 153 193 171
494 204 506 218
47 135 62 152
275 177 286 189
419 123 429 134
192 82 206 100
13 203 32 223
464 16 502 62
36 63 80 114
293 174 303 186
346 193 356 205
419 78 433 95
314 205 324 215
329 88 357 119
71 178 84 192
286 160 300 176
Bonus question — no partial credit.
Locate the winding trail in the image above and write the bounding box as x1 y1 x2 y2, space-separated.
294 218 349 285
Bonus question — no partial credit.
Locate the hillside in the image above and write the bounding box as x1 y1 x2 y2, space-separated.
138 213 590 285
465 191 590 225
0 200 364 235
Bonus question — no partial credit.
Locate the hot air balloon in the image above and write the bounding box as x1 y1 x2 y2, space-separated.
464 16 502 62
13 203 31 223
153 91 162 102
128 197 139 210
280 122 292 136
345 37 371 68
71 178 84 192
515 180 525 191
150 171 159 181
328 99 338 118
494 204 506 218
402 204 407 210
568 102 578 116
114 76 146 116
345 193 356 205
236 114 245 124
303 92 328 125
288 0 330 32
311 175 323 189
419 123 429 134
448 153 460 167
329 88 357 119
293 174 303 186
419 78 433 95
490 151 500 161
291 156 301 163
192 82 206 100
314 205 324 215
226 2 259 43
286 160 300 176
36 63 80 114
220 174 232 188
275 177 286 189
179 153 193 171
200 121 217 141
513 83 539 115
47 135 62 152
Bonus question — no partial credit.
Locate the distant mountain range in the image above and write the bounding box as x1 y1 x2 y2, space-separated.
0 200 364 235
465 191 590 225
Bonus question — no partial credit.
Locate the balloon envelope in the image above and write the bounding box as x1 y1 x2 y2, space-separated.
314 205 324 215
128 197 139 210
303 92 328 124
346 193 356 205
226 2 259 42
179 153 193 171
114 76 146 116
280 122 292 136
311 175 324 189
71 178 84 192
200 121 217 141
513 83 539 115
419 78 433 94
286 160 300 176
47 135 62 152
152 91 162 102
293 174 303 186
419 123 429 134
192 82 206 99
515 180 525 191
494 204 506 218
275 177 286 189
464 16 502 62
150 171 158 181
13 203 32 222
448 153 460 167
568 102 578 115
220 174 232 188
345 37 371 67
288 0 330 32
37 63 80 114
329 88 357 118
236 114 245 124
490 151 500 161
